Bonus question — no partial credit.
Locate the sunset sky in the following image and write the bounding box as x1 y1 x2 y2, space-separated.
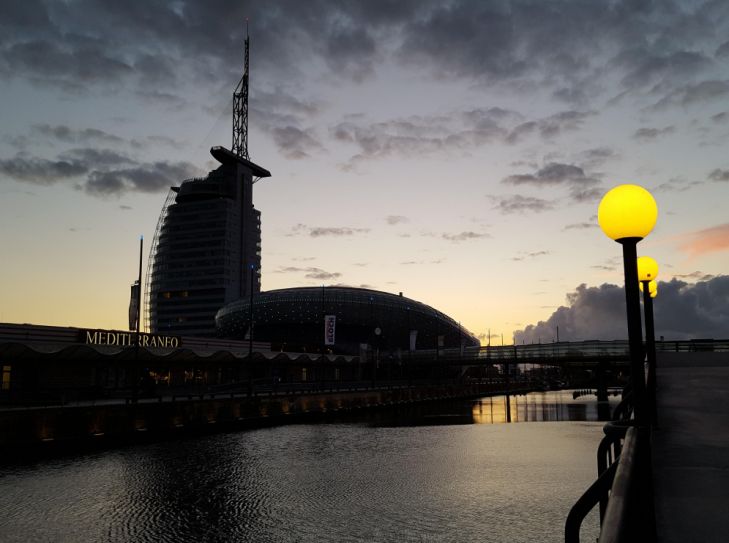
1 0 728 343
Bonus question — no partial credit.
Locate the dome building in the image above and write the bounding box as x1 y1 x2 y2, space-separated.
216 286 480 355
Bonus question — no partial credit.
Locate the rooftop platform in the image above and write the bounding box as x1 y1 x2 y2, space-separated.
653 351 729 542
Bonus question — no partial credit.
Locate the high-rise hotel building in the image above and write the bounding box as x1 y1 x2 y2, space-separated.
147 147 270 336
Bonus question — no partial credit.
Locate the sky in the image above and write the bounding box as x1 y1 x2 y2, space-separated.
1 0 728 343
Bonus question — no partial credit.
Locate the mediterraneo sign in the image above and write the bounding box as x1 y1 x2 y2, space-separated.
82 329 181 349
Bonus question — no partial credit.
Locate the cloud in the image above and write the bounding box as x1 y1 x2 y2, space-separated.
441 231 488 242
274 266 341 281
492 195 554 214
515 276 729 342
0 154 87 184
652 177 704 193
708 169 729 182
290 224 370 237
1 0 726 113
678 223 729 257
578 147 617 168
502 162 602 203
32 124 126 145
270 126 324 159
633 126 675 141
512 250 550 261
672 271 715 281
564 222 597 231
651 80 729 109
60 148 135 167
80 161 201 196
386 215 409 225
504 110 594 144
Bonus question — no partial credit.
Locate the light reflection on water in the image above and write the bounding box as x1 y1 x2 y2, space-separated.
0 391 609 543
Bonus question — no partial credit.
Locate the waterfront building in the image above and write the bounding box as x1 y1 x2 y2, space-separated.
147 32 270 336
147 147 269 336
215 286 480 355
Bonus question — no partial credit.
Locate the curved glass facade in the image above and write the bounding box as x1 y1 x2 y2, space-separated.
216 286 480 355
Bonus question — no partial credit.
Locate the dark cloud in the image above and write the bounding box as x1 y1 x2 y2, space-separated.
506 111 593 144
0 154 87 184
80 161 200 196
1 38 133 90
270 126 324 160
333 107 592 167
515 276 729 342
672 271 715 281
33 124 125 145
502 162 602 203
441 231 488 242
0 0 726 110
60 148 135 167
711 112 729 123
633 126 675 141
716 41 729 58
708 169 729 182
492 195 554 214
616 50 712 91
651 80 729 109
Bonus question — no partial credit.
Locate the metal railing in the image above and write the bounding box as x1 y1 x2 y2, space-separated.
565 386 656 543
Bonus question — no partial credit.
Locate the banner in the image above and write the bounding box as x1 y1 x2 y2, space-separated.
324 315 336 346
409 330 417 352
128 281 140 331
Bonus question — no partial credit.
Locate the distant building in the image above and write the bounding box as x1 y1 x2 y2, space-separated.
147 147 270 336
216 286 480 355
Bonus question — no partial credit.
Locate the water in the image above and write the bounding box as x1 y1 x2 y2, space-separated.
0 391 611 542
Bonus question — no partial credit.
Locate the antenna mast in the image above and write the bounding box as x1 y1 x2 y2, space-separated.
232 21 250 159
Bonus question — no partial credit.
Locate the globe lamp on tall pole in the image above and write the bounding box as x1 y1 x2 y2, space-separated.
639 255 659 425
598 184 658 426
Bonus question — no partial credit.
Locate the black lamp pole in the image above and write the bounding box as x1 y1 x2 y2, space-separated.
620 238 647 426
642 280 658 425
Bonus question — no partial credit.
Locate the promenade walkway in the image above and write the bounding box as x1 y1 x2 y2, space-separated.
652 351 729 542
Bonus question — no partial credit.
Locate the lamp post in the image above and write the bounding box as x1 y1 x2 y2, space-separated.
248 263 255 397
598 185 657 426
639 255 659 425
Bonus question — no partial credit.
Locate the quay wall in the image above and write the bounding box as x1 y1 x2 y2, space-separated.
0 383 529 452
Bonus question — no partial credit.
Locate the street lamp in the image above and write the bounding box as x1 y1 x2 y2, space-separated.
639 256 659 425
598 184 658 426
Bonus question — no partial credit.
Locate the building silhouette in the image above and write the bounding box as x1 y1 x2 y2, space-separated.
146 33 270 336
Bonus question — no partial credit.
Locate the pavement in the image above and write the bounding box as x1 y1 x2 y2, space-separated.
652 351 729 543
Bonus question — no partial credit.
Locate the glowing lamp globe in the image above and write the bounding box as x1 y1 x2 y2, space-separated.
598 185 658 241
648 280 657 295
637 256 659 281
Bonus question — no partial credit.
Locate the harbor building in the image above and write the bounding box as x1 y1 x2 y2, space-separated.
147 32 270 336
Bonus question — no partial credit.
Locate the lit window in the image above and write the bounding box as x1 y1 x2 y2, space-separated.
1 365 11 391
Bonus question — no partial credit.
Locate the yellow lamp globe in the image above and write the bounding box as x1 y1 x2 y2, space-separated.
648 279 657 294
598 184 658 241
637 256 659 281
651 289 657 298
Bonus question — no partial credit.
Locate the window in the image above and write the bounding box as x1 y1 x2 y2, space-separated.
1 365 11 391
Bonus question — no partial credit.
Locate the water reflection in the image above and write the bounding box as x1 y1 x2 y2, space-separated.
368 389 618 427
0 390 606 543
